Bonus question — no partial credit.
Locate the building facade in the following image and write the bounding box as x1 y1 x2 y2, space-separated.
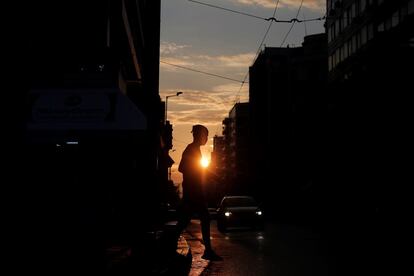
249 34 327 220
326 1 414 272
211 103 250 204
327 0 414 83
227 103 250 194
24 0 163 272
209 135 227 205
326 0 414 220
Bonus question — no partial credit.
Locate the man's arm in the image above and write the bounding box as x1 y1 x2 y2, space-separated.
178 147 190 174
178 146 200 176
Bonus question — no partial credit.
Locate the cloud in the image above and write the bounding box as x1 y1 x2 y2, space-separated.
231 0 325 10
162 53 255 69
160 51 255 81
160 51 251 166
161 87 248 126
212 83 248 94
160 56 196 72
212 83 249 103
160 41 190 55
172 110 228 125
216 53 256 68
195 53 255 69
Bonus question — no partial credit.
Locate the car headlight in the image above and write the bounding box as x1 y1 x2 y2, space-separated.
224 211 232 217
255 210 262 216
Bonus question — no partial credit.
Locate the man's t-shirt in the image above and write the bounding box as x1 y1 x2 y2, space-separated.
178 143 204 202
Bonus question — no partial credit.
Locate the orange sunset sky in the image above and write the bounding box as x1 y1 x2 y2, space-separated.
159 0 325 184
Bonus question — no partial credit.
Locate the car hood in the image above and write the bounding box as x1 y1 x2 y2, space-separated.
225 207 259 213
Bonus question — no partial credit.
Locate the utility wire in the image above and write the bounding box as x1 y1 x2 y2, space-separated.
267 16 326 23
185 1 323 105
160 60 248 84
233 0 280 105
254 0 280 59
280 0 304 47
303 11 308 37
188 0 268 21
188 0 325 23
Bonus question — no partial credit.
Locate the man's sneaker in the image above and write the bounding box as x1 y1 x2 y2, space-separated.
201 249 223 261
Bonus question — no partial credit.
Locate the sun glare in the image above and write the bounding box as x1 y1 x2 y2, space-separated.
200 157 210 168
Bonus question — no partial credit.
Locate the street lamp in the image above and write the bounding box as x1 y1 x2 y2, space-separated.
164 92 183 182
165 91 183 123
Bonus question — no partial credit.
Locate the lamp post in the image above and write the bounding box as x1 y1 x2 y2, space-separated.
164 92 182 181
165 91 183 124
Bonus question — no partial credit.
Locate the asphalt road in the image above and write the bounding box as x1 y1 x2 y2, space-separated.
184 220 336 276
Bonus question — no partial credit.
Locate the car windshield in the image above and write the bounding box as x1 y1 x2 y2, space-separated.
223 197 257 207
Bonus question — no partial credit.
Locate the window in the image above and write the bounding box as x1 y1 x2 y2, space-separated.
336 49 340 65
356 31 361 50
367 23 374 40
392 11 399 27
341 46 346 62
328 28 332 42
400 5 408 22
347 7 352 26
385 17 392 31
351 3 356 20
352 35 357 53
343 43 349 59
334 0 342 9
337 50 341 67
342 15 347 29
361 26 367 45
329 55 332 71
223 197 258 207
335 19 340 36
410 0 414 15
377 22 385 32
360 0 366 12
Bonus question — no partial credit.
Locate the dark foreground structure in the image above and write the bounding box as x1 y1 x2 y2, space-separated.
9 1 177 273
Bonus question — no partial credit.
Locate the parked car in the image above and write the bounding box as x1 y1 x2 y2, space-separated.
216 196 264 232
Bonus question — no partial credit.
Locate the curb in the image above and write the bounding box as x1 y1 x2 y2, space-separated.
160 235 192 276
105 222 192 275
159 221 192 275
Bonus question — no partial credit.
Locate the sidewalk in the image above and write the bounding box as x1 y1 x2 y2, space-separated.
106 221 192 275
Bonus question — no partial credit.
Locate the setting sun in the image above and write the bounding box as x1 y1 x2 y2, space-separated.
200 157 210 168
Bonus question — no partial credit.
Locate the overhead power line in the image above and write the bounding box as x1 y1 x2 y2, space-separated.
160 60 248 84
280 0 304 47
303 12 308 36
188 0 325 24
233 0 280 104
267 16 326 23
254 0 280 58
188 0 267 21
185 0 324 105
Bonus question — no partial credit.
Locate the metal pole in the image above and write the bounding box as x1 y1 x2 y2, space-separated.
165 96 169 124
165 92 182 124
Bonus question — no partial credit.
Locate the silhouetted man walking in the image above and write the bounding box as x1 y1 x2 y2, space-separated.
175 124 222 261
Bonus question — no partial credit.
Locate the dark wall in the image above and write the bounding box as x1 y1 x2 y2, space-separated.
249 35 327 222
18 1 162 272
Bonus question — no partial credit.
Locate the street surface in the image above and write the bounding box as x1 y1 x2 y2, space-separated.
183 220 336 276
